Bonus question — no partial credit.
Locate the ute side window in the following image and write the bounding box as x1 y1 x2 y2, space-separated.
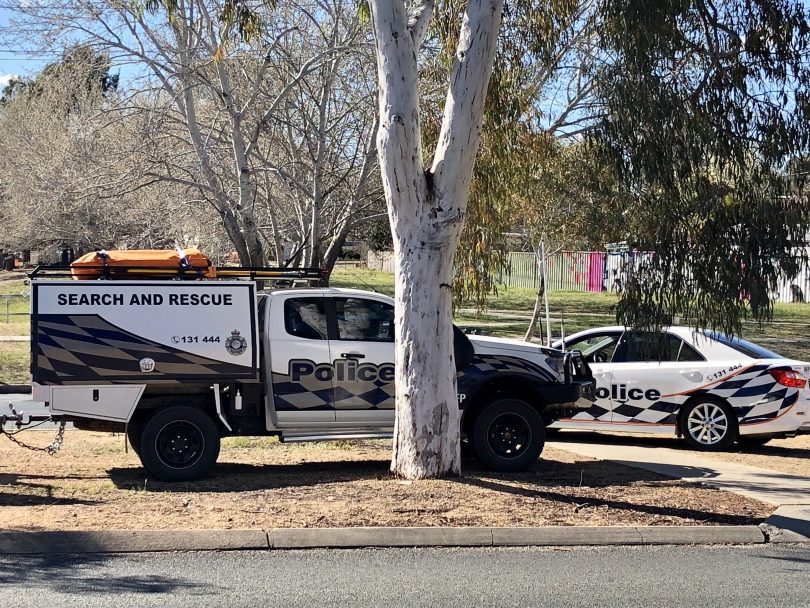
284 298 328 340
335 298 395 342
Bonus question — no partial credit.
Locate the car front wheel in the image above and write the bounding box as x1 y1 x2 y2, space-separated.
471 398 545 471
681 398 738 451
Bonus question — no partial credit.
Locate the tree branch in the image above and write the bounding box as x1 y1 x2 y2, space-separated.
408 0 435 50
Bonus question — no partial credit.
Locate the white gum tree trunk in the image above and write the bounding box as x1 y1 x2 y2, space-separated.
369 0 504 478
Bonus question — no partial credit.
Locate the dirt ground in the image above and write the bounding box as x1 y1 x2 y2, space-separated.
0 431 771 531
550 431 810 477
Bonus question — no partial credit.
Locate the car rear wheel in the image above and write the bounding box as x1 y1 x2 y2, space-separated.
681 398 738 451
471 398 545 471
137 406 221 481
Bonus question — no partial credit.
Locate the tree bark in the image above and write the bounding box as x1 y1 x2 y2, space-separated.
370 0 504 479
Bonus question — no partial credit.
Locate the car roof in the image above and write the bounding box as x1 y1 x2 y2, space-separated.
565 325 701 338
263 287 392 299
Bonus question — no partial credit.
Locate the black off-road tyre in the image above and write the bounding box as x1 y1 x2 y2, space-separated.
138 406 221 482
126 423 141 456
680 398 738 451
471 398 545 472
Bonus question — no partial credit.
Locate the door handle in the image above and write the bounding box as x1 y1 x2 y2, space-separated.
341 352 366 359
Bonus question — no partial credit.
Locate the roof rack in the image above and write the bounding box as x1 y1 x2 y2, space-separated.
28 264 329 285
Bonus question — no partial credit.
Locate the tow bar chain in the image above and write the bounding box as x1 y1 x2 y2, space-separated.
0 421 66 455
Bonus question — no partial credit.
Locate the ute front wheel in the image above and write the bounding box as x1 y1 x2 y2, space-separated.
471 398 545 472
138 406 221 482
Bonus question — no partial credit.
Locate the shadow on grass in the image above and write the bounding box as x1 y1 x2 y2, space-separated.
0 473 96 507
454 475 763 526
110 453 676 493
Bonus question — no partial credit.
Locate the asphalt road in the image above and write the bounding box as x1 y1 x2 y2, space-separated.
0 545 808 608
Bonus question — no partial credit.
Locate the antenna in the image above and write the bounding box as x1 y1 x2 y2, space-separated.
540 239 552 347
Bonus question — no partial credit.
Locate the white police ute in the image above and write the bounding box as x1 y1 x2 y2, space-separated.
551 326 810 449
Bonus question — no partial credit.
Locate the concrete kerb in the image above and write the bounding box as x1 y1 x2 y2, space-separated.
0 525 782 555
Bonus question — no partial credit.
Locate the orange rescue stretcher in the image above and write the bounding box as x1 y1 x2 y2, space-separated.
70 248 217 280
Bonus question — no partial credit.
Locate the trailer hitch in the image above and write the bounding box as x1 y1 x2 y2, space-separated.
0 403 67 455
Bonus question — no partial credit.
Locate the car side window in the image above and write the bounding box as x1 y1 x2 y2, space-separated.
615 333 686 363
677 340 705 362
567 332 622 364
284 298 328 340
335 298 395 342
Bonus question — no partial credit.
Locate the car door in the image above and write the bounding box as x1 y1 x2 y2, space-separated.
269 295 336 425
559 330 623 424
329 296 396 425
607 332 705 429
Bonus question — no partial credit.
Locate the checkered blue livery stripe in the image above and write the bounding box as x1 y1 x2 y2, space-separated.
271 354 557 411
569 363 799 426
34 314 252 382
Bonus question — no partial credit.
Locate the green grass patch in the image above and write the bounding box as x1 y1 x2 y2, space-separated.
330 267 395 296
0 277 30 297
0 320 30 337
222 436 280 450
0 342 30 384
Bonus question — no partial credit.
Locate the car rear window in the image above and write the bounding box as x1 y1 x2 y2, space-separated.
705 332 782 360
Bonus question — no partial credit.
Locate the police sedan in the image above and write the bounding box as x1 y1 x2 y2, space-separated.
550 326 810 449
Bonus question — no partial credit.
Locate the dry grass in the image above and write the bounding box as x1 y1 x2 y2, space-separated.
0 432 772 531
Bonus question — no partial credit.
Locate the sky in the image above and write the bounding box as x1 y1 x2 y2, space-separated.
0 5 144 89
0 7 49 83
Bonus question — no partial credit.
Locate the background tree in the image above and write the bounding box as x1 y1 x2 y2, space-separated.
595 0 810 332
3 0 381 270
0 46 207 256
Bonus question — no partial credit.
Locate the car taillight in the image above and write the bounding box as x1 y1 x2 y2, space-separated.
769 369 807 389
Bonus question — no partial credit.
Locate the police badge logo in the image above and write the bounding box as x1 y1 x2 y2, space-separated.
224 330 248 356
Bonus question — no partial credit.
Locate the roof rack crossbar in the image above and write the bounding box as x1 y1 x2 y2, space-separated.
28 264 329 282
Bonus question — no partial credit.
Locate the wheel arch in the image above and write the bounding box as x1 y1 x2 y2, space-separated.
129 391 219 429
461 374 550 435
675 391 736 436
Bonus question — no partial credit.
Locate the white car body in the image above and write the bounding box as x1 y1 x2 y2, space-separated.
551 326 810 444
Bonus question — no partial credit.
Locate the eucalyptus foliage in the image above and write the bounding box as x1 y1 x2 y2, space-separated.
596 0 810 332
438 1 588 305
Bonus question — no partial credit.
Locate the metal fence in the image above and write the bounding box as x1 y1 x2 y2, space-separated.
499 251 638 293
499 250 810 304
0 294 29 323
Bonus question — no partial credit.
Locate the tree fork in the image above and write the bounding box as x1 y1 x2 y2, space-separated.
370 0 504 478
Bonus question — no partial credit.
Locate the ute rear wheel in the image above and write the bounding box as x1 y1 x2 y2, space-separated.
137 406 220 481
681 398 738 451
471 398 545 472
